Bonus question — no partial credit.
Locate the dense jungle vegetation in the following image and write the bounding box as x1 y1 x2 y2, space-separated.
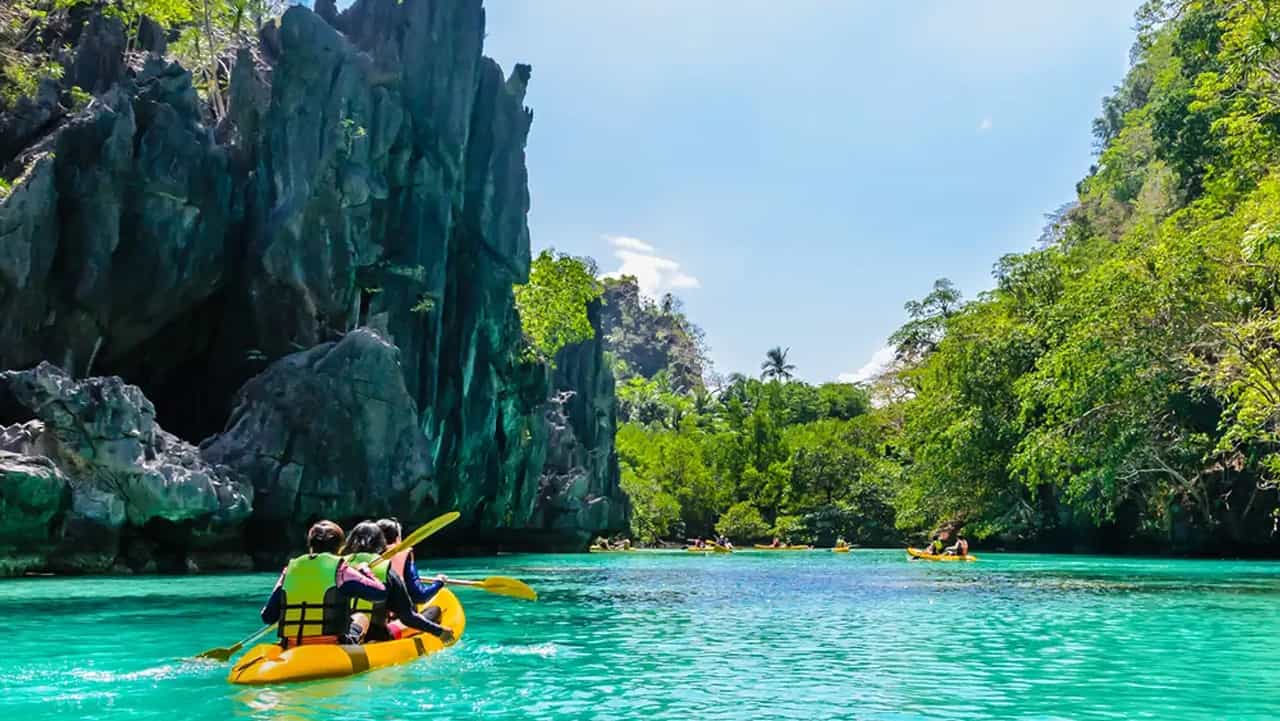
548 0 1280 552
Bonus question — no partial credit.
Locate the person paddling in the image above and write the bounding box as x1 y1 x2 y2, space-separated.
944 537 970 557
259 520 393 647
342 521 454 643
376 517 445 611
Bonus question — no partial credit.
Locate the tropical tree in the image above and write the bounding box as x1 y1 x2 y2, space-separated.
888 278 962 364
760 346 796 381
512 250 603 363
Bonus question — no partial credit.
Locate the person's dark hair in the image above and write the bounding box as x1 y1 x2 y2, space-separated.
341 521 387 556
307 520 345 554
376 518 402 545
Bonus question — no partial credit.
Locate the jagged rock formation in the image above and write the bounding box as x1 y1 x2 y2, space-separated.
0 364 251 574
0 1 624 572
201 329 436 562
600 276 705 391
539 301 626 538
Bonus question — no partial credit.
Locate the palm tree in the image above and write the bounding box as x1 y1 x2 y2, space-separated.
760 346 796 382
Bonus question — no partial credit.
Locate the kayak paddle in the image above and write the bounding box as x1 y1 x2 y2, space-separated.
193 511 462 661
428 575 538 601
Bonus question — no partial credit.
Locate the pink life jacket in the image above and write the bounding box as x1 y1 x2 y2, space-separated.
389 549 412 583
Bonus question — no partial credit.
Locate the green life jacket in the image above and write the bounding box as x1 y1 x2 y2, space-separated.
279 552 348 646
346 551 390 628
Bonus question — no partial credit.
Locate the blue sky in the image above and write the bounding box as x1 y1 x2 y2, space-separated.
482 1 1140 383
297 1 1115 384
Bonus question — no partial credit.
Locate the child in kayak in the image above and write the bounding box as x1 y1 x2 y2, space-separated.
259 520 398 647
376 517 445 610
342 521 454 643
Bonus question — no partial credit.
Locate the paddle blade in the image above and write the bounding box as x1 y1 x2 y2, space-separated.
479 576 537 601
193 644 238 661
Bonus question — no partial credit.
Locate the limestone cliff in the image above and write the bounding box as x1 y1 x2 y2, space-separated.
0 1 624 572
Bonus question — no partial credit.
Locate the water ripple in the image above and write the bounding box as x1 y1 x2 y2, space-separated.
0 552 1277 720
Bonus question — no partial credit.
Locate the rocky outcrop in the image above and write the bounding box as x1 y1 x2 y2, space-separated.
0 451 68 575
599 276 705 391
0 55 233 386
0 364 251 573
0 0 625 569
540 301 626 541
201 329 434 563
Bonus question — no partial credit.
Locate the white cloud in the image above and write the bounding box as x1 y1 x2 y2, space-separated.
608 235 655 253
601 235 701 298
838 345 895 384
978 116 993 132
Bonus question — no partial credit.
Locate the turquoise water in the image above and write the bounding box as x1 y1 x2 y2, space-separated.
1 550 1276 720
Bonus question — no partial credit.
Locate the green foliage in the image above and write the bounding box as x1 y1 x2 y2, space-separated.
615 362 895 544
885 1 1280 550
618 455 681 544
513 250 604 363
0 1 70 105
715 501 770 541
66 84 90 111
760 346 796 381
770 514 805 542
888 278 962 364
1 1 288 115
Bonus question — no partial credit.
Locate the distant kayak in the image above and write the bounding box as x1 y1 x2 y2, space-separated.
227 589 465 684
752 544 813 551
906 547 977 562
687 545 733 553
589 546 637 553
832 547 851 553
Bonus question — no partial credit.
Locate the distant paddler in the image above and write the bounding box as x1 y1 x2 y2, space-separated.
943 537 970 557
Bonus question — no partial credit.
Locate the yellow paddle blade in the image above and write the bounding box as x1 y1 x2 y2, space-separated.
372 511 461 568
193 620 275 660
193 645 237 662
477 576 537 601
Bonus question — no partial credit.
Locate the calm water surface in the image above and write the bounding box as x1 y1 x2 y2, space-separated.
1 550 1275 720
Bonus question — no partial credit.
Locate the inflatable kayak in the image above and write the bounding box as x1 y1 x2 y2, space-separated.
906 547 978 562
227 589 465 685
686 545 732 553
752 544 813 551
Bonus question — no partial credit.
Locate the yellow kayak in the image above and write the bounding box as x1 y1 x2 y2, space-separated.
832 547 851 553
228 589 465 685
686 545 732 553
752 544 813 551
906 547 978 562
